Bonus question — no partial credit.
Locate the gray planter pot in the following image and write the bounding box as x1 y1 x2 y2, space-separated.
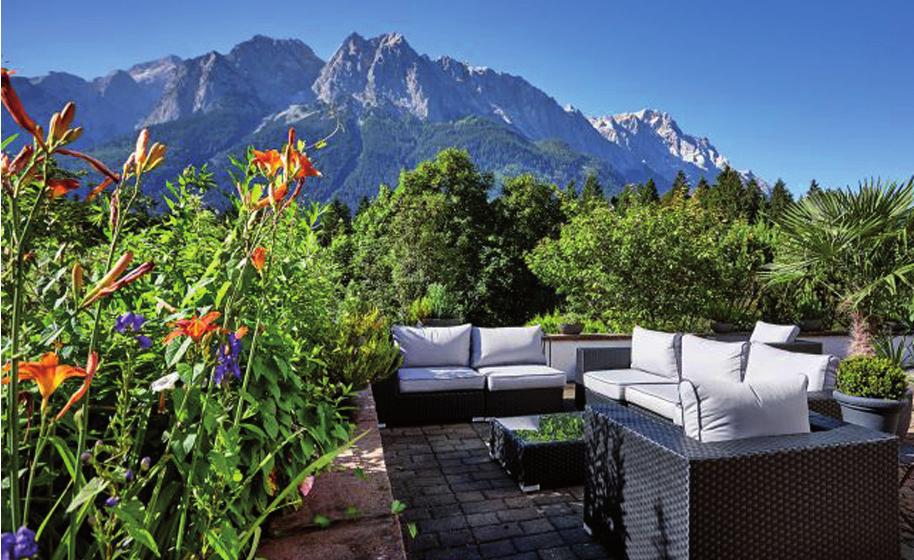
834 389 910 434
895 388 914 437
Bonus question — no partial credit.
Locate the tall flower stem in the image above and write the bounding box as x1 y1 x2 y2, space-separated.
7 153 50 530
22 408 50 522
68 174 141 560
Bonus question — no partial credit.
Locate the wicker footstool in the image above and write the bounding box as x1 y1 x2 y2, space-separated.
489 413 585 492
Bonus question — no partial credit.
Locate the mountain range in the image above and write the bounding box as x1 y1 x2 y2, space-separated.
3 32 761 205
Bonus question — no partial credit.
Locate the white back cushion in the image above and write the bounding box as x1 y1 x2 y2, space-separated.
681 335 749 383
471 326 546 368
749 321 800 344
393 324 472 367
744 342 838 391
630 326 682 379
679 374 810 442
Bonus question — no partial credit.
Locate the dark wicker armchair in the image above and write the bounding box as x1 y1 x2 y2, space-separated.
584 401 898 560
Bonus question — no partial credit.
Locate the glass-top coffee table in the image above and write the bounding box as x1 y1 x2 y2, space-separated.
488 412 585 492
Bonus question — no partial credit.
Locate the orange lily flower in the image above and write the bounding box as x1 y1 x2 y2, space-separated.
55 352 99 421
2 352 98 418
1 68 45 147
251 246 267 272
254 182 288 210
87 176 115 200
164 311 221 345
234 325 249 339
48 177 80 198
8 144 34 175
287 150 321 181
253 149 282 177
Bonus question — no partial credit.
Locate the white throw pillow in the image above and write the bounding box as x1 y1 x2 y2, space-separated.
678 374 810 442
393 324 472 368
680 335 749 383
749 321 800 344
630 326 682 380
744 342 838 391
470 326 546 368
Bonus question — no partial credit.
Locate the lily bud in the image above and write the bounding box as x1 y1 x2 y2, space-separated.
81 251 133 307
109 189 120 231
48 112 62 142
60 127 83 145
134 129 149 168
71 262 85 301
59 102 76 130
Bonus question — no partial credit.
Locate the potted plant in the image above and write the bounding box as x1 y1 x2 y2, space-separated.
834 355 911 433
412 283 464 327
559 313 584 335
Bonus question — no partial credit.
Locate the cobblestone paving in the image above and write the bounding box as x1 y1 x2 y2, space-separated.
383 405 914 559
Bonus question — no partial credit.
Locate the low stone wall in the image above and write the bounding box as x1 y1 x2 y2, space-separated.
258 388 407 560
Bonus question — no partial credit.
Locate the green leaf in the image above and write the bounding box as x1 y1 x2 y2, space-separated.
312 514 331 528
390 500 407 515
407 522 419 539
206 523 239 560
167 336 193 367
182 433 197 455
114 498 160 556
2 133 19 150
214 280 232 308
49 436 76 479
67 477 108 513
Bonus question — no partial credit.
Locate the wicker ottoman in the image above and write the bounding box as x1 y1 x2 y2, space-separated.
489 413 585 492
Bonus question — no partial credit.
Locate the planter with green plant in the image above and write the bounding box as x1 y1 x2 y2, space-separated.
834 355 911 433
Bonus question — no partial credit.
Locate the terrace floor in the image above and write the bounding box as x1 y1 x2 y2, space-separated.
381 386 914 560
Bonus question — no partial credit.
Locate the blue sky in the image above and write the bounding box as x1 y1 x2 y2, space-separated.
3 0 912 193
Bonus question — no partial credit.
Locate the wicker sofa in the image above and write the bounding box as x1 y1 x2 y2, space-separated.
584 400 898 560
372 324 566 425
574 324 830 414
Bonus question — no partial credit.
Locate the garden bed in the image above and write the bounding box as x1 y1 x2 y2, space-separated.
258 388 406 559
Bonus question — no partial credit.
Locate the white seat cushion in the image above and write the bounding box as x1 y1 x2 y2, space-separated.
471 326 547 368
479 364 566 391
679 374 810 442
625 383 682 422
393 324 472 368
582 369 677 401
630 326 682 380
749 321 800 344
398 366 484 393
681 335 749 383
744 342 838 391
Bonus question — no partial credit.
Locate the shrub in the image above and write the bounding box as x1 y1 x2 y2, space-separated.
526 197 775 332
325 299 401 391
837 355 909 400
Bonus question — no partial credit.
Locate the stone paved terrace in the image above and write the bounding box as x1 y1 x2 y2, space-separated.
381 387 914 560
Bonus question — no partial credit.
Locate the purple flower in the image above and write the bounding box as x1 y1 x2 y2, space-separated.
1 532 14 560
140 456 151 471
114 312 146 333
135 335 152 349
125 469 134 482
80 451 92 463
105 496 120 508
1 527 38 559
213 333 243 385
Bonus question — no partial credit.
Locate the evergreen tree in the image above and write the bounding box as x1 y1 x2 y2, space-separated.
804 179 823 200
636 178 660 205
317 198 352 247
662 170 690 204
704 166 745 220
581 173 604 202
692 177 711 201
612 184 637 212
742 178 764 223
765 179 794 223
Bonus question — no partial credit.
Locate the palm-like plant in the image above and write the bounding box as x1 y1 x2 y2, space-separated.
766 177 914 355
